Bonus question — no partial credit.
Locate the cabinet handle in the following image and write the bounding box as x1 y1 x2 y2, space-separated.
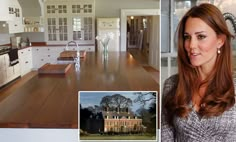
37 49 39 51
41 59 44 61
14 24 18 26
48 55 50 57
21 52 23 54
25 61 28 64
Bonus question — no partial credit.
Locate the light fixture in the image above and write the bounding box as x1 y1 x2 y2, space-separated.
130 16 134 20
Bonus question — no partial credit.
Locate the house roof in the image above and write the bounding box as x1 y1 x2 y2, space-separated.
101 110 138 119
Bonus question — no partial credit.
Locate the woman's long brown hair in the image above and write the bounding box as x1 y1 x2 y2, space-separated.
164 3 235 124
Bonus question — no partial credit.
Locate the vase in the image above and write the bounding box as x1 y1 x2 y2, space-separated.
103 44 108 56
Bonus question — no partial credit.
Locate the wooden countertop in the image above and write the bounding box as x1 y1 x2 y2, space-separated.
0 52 159 128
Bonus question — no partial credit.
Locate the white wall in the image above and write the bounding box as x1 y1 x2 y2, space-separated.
95 0 159 18
149 15 160 70
0 34 12 45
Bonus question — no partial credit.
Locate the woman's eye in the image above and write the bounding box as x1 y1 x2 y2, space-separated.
183 35 190 40
197 35 206 40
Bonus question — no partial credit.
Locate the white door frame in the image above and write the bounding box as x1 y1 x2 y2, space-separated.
120 9 160 51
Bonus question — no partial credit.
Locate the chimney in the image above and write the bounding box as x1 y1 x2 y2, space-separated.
106 106 109 113
116 107 120 113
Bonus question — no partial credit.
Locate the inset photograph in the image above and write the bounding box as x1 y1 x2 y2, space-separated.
79 91 157 141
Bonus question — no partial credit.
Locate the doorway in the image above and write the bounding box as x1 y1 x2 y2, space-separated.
127 16 152 65
120 9 160 70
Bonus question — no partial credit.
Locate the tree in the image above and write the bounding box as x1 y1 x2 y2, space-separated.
100 95 112 108
112 94 132 109
133 92 156 106
100 94 132 110
134 92 157 135
136 107 151 123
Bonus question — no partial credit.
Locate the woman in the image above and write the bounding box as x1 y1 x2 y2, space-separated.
161 3 236 142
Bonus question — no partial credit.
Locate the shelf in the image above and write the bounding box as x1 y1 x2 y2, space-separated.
23 16 44 32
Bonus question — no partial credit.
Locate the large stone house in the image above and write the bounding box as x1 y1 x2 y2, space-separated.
102 107 144 133
83 107 146 134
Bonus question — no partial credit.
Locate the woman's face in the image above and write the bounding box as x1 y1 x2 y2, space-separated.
184 17 224 70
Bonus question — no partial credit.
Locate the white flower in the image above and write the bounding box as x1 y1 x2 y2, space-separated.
96 32 114 47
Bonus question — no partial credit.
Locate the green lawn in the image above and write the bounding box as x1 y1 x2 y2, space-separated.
80 134 156 140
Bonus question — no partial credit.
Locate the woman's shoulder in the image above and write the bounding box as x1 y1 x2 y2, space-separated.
163 74 179 90
164 74 179 85
162 74 179 97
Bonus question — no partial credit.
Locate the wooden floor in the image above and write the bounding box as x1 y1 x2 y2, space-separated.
128 48 148 65
0 71 38 102
128 48 159 85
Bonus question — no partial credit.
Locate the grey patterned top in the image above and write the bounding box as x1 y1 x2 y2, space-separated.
161 75 236 142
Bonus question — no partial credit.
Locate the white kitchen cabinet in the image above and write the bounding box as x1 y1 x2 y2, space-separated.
5 54 21 83
0 53 21 87
8 0 24 33
0 0 24 33
79 45 94 52
32 47 64 69
44 0 95 47
0 55 7 87
72 16 94 44
18 47 33 76
45 17 69 44
0 0 12 21
44 2 69 44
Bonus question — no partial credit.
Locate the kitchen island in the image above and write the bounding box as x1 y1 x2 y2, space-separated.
0 52 159 128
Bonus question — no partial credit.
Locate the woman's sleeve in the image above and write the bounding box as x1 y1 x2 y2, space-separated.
161 76 176 142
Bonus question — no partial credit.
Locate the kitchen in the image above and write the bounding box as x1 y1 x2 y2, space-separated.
0 0 160 142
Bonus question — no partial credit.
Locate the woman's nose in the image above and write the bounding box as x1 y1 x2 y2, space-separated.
189 38 197 49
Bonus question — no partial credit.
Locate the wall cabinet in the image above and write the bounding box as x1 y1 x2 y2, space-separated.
44 0 95 46
0 0 24 33
18 47 33 76
8 0 24 33
0 0 11 21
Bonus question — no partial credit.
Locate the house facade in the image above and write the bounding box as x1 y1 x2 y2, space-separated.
102 107 145 133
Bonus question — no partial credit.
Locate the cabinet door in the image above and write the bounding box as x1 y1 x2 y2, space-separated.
72 16 94 44
18 48 33 76
0 0 11 21
46 17 68 44
71 3 93 14
8 0 23 33
0 55 7 86
46 4 68 15
32 47 47 69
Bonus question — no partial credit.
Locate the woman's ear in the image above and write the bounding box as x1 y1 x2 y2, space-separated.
217 34 226 49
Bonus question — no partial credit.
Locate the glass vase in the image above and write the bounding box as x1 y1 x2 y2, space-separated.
103 44 108 56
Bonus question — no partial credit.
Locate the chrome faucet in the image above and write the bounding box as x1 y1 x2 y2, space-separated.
65 41 79 51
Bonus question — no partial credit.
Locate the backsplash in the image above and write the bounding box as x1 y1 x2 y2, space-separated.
0 34 12 45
